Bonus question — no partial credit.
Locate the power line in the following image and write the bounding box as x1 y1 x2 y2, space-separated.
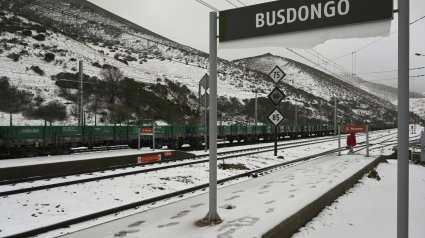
330 13 425 61
357 66 425 75
225 0 238 8
235 0 246 7
194 0 220 12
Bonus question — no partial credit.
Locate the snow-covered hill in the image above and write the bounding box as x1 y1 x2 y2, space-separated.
0 0 409 126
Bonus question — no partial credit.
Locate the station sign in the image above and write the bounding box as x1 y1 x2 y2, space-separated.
140 128 153 135
219 0 394 42
138 154 162 163
343 125 366 133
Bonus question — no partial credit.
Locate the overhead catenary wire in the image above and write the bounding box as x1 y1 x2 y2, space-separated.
329 13 425 62
194 0 220 12
356 66 425 75
235 0 246 7
225 0 238 8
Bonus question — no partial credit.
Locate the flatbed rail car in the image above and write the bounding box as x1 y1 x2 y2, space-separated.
0 124 393 158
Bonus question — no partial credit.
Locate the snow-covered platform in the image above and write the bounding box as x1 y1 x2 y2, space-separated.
0 148 190 181
61 154 383 238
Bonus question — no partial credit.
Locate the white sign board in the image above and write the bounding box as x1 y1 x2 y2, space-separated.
268 66 286 84
268 109 285 126
199 73 209 90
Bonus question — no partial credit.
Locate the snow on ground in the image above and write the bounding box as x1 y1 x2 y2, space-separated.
0 130 401 237
58 155 386 238
292 161 425 238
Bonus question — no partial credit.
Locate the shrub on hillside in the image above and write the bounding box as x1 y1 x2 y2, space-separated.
92 62 101 68
7 53 20 62
44 52 55 62
69 58 77 61
22 29 32 37
23 101 67 121
32 34 46 41
0 77 34 113
30 66 45 76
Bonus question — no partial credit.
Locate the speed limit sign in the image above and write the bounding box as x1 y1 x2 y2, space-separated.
268 66 286 84
268 87 286 105
268 109 285 126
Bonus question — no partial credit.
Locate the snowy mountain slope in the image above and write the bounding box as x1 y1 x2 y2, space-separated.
0 0 408 126
233 54 396 110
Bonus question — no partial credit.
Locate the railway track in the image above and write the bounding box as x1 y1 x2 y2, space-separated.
0 131 396 197
0 129 388 186
2 131 406 238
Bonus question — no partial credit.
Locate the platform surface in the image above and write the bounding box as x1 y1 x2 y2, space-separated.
0 148 171 169
60 154 376 238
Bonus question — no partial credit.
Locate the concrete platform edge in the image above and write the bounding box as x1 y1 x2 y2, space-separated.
262 156 385 238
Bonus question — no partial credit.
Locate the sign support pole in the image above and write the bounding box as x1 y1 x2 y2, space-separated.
205 85 208 152
204 11 221 223
274 83 277 156
338 125 341 156
421 131 425 164
366 125 369 157
397 0 409 236
138 128 140 150
152 126 155 151
334 98 337 136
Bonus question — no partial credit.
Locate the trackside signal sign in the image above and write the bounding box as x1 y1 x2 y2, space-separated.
343 125 366 133
219 0 393 42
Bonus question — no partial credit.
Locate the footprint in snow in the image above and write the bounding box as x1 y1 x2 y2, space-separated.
224 196 240 201
266 208 275 213
289 195 295 198
114 229 140 237
127 221 145 228
233 190 244 194
258 191 270 194
171 210 190 219
158 222 179 228
265 200 276 204
190 203 204 208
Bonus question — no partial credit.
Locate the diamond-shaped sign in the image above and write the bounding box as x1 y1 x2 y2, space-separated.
268 109 286 126
200 92 209 107
268 66 286 84
199 73 209 90
268 87 286 106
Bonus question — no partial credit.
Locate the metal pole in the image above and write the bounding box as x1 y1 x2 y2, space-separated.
138 128 141 150
421 131 425 163
79 60 83 126
205 86 208 152
152 126 155 151
274 84 277 156
295 104 297 126
397 0 409 236
204 11 221 223
338 125 341 156
366 125 369 157
334 98 337 136
255 92 258 126
274 125 277 156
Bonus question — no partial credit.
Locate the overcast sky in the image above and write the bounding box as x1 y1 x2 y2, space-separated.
88 0 425 92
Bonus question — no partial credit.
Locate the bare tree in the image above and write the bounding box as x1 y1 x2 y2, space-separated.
100 67 124 104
